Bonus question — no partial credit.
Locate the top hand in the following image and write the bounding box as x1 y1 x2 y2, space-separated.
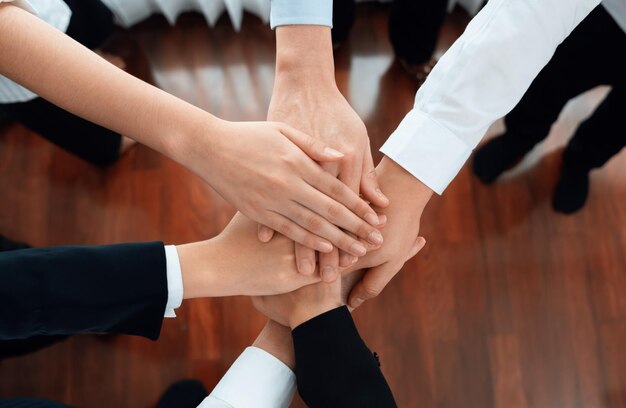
185 120 384 258
261 26 390 280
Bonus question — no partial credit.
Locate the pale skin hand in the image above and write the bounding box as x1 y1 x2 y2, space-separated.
346 157 433 308
177 212 324 299
252 231 426 329
261 25 390 280
0 4 381 256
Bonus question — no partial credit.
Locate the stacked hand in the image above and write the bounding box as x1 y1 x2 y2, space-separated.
258 26 390 283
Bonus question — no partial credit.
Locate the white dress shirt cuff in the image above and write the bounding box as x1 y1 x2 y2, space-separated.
164 245 183 318
270 0 333 29
380 109 473 195
200 347 296 408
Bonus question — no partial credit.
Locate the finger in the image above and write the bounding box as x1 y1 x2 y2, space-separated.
265 211 334 253
360 148 389 207
348 238 427 308
339 250 358 268
406 237 426 261
299 184 383 247
285 203 369 257
295 242 317 275
377 214 388 227
348 262 398 309
319 248 340 283
257 224 275 243
304 167 380 227
280 125 345 163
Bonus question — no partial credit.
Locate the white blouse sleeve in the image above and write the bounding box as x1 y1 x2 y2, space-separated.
0 0 37 14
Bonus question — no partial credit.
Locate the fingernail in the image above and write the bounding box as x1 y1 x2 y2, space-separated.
377 215 387 226
350 256 358 265
324 147 344 158
322 266 335 281
318 241 334 253
260 228 272 242
352 298 364 308
350 242 367 256
364 213 379 226
299 259 314 275
368 231 384 245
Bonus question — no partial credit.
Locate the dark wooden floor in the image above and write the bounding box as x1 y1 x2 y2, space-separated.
2 5 626 408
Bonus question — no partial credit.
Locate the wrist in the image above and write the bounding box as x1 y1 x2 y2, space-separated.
288 300 344 329
275 26 336 90
253 320 295 370
378 156 433 205
177 239 225 299
161 110 225 183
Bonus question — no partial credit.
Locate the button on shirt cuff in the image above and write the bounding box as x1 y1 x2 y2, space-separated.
163 245 183 318
380 109 473 195
270 0 333 28
199 347 296 408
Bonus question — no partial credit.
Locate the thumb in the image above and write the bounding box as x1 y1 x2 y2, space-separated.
406 236 426 261
360 150 390 208
347 262 396 309
280 124 345 162
257 224 275 243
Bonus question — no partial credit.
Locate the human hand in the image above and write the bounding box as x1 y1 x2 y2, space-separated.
261 26 389 280
252 277 343 329
185 120 383 258
252 225 427 327
177 212 323 299
345 156 433 308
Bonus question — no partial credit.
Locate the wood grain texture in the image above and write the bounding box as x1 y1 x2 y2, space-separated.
1 5 626 408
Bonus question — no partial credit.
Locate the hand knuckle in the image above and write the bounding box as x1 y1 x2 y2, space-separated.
327 204 341 219
362 284 381 298
278 222 292 236
329 182 345 198
306 215 323 231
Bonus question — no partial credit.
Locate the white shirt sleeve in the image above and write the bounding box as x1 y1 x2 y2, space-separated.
380 0 601 194
198 347 296 408
0 0 36 14
163 245 183 318
270 0 333 28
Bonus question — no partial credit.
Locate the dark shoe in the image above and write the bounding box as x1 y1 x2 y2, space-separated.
472 134 529 184
0 235 30 252
156 379 208 408
552 165 590 214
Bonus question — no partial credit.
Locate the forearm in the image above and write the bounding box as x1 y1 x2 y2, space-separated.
0 5 221 163
381 0 601 193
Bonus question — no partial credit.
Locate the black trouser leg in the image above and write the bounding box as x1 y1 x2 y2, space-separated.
332 0 356 46
564 85 626 172
63 0 116 49
388 0 449 65
0 0 121 167
503 7 611 153
3 98 122 167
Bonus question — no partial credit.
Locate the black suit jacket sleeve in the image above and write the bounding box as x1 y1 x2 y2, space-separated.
0 242 168 341
292 306 397 408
